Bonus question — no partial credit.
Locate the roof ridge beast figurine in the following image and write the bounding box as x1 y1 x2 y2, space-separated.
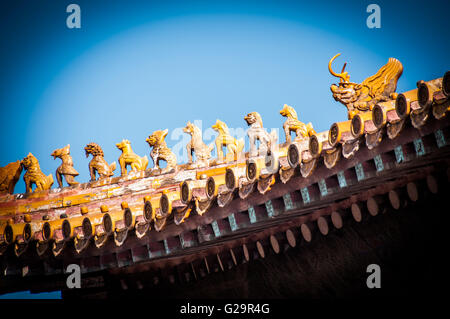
51 144 79 188
328 53 403 119
116 139 149 176
21 153 54 193
146 129 177 174
84 142 117 181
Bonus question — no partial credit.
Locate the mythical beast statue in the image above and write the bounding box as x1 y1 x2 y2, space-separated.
146 129 177 174
183 121 214 168
116 139 149 176
211 119 245 162
244 112 277 157
279 104 316 143
84 142 116 181
22 153 54 193
51 144 79 188
328 53 403 119
0 161 22 195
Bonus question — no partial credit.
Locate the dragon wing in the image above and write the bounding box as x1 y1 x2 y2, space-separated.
361 58 403 99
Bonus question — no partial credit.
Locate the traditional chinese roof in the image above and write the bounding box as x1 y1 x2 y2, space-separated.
0 61 449 296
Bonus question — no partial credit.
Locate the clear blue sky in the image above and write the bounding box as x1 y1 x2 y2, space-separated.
0 0 448 298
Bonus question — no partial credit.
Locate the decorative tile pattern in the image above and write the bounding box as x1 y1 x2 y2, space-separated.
394 145 404 163
337 171 347 188
228 214 238 231
179 234 186 249
374 155 384 172
248 206 257 223
211 221 221 237
163 239 170 255
355 163 365 181
413 138 425 156
435 129 446 148
318 179 328 197
300 187 310 204
283 193 294 210
265 200 274 217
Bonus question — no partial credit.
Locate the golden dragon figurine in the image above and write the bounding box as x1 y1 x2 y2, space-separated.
328 53 403 119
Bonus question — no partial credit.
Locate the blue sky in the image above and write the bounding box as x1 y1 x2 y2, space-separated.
0 0 448 298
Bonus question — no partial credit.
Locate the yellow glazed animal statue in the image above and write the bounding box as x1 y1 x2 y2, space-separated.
328 53 403 119
21 153 54 193
146 129 177 174
183 121 214 168
211 119 244 162
279 104 316 143
244 112 277 157
116 139 148 176
84 142 116 181
51 144 79 188
0 161 22 195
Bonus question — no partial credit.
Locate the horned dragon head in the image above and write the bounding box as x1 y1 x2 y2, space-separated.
328 53 361 106
328 53 403 119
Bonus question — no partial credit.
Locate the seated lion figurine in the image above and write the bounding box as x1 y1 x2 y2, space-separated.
84 142 116 181
22 153 54 193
